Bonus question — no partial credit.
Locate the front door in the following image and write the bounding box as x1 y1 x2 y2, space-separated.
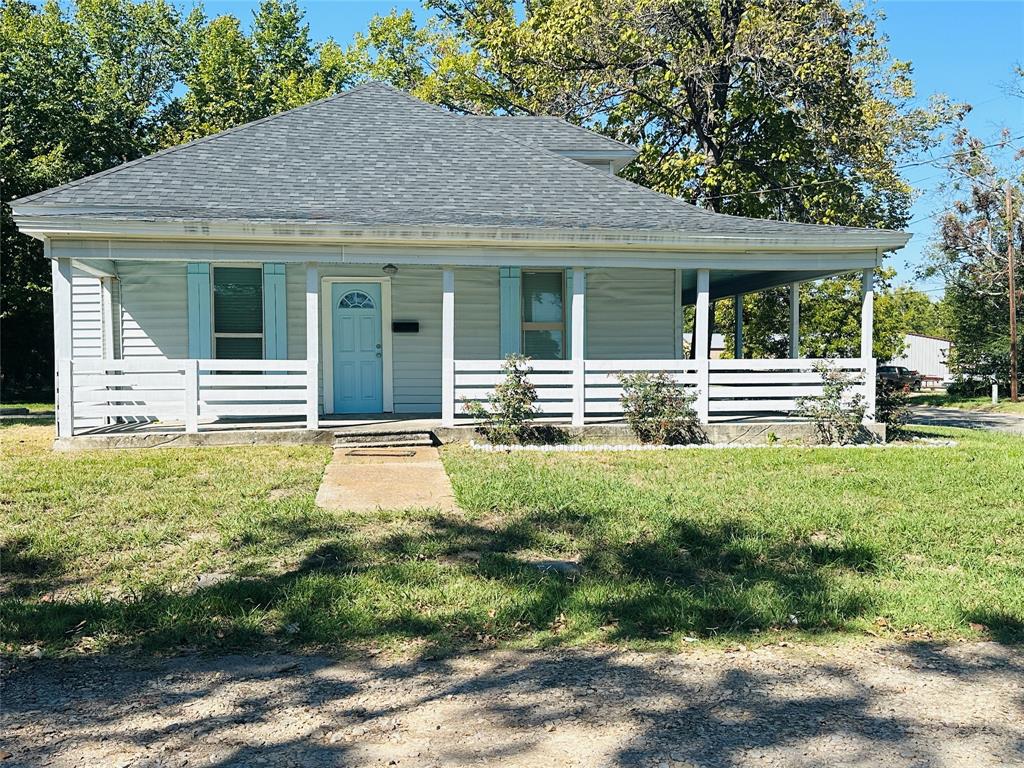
331 283 383 414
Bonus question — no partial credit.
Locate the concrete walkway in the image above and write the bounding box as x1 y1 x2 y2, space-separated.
315 446 459 512
909 406 1024 435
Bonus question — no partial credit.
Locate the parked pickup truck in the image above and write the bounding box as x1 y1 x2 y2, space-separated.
877 365 920 390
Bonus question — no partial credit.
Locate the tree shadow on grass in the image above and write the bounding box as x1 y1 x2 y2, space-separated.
0 534 64 597
3 509 886 655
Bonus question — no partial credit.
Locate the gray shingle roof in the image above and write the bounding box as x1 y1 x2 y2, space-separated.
465 115 637 155
13 82 905 245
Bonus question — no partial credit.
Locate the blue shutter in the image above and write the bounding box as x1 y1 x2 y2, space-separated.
564 269 572 360
499 266 522 357
186 263 212 359
262 263 288 359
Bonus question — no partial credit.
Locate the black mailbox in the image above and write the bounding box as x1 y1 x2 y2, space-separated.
392 321 419 333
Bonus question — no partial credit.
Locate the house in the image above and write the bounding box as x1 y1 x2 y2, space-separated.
890 333 952 387
10 82 909 441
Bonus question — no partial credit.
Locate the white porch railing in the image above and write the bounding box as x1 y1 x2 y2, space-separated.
59 358 313 436
452 357 874 425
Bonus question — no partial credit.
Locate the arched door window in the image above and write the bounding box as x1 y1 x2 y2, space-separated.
338 290 376 309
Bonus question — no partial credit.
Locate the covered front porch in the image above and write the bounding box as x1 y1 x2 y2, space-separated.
51 253 879 440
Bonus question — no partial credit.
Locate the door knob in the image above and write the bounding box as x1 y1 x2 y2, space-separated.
376 352 382 358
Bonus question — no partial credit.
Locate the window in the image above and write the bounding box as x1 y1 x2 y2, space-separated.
339 290 376 309
521 270 565 359
213 267 263 359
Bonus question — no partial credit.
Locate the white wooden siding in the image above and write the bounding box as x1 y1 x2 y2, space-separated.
585 268 677 359
71 269 103 359
117 261 188 359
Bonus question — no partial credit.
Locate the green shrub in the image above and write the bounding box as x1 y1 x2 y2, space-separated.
462 355 538 444
876 379 911 435
618 370 702 444
796 361 868 445
946 377 993 398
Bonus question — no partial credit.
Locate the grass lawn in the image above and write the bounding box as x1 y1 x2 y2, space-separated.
912 392 1024 415
2 422 1022 657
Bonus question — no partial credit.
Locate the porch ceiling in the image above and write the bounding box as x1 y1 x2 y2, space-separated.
679 268 857 305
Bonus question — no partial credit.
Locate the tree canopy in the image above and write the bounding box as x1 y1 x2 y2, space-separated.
922 125 1023 392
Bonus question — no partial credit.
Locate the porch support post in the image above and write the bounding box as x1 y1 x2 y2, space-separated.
673 269 684 359
305 264 319 430
442 269 455 427
571 267 586 426
52 253 74 438
733 294 744 359
100 277 116 359
694 268 710 424
861 267 876 422
789 282 800 359
183 359 199 433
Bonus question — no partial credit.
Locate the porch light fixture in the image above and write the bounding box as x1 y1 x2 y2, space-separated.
382 263 398 275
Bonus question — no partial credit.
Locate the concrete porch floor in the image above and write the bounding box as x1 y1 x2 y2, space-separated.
76 413 445 436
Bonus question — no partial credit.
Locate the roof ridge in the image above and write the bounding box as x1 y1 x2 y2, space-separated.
516 115 639 153
468 114 638 153
12 81 387 207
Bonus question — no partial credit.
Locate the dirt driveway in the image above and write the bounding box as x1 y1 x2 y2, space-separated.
909 406 1024 435
2 642 1021 767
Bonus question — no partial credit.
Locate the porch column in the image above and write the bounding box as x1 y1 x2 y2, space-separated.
571 267 586 426
305 264 319 430
861 268 876 422
733 294 744 359
673 269 684 359
52 254 74 438
694 268 710 424
789 282 800 359
441 269 455 427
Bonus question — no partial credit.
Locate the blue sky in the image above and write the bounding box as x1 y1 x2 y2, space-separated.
206 0 1024 291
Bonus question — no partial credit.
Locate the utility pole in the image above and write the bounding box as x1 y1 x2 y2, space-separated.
1009 181 1019 402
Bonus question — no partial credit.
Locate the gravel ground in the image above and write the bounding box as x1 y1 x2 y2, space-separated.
2 642 1022 767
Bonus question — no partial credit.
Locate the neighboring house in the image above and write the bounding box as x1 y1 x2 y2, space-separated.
11 82 909 439
890 333 952 386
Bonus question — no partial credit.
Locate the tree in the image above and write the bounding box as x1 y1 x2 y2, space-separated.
174 1 357 141
922 128 1023 392
1 0 191 399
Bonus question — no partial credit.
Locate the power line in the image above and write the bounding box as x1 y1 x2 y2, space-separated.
698 134 1024 202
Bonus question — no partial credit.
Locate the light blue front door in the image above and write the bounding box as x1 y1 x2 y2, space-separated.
332 283 383 414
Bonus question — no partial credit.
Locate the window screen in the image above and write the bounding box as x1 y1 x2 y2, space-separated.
213 267 263 359
521 270 565 360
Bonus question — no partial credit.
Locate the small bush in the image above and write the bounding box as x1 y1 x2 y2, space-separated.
462 355 539 444
876 379 910 435
619 371 702 444
946 377 993 398
796 362 868 445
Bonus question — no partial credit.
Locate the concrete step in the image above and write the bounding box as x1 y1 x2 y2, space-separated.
332 431 436 449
